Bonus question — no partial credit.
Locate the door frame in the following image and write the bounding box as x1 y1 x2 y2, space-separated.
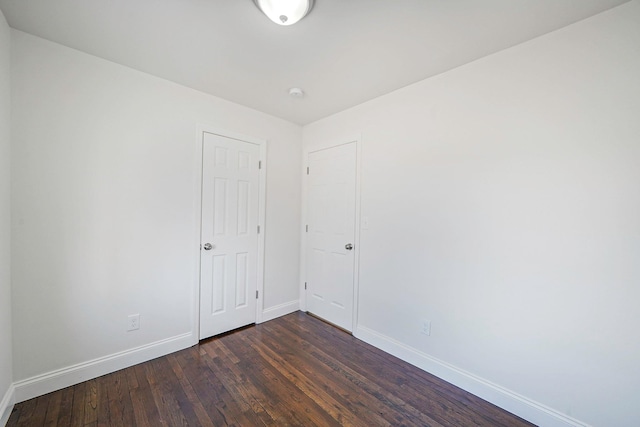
300 134 362 332
194 124 267 340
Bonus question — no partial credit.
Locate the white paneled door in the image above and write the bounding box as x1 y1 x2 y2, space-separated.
306 142 357 332
200 132 261 339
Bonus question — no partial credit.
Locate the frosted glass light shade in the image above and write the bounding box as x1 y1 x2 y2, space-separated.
253 0 315 26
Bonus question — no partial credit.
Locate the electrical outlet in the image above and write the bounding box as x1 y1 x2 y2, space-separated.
421 320 431 336
127 314 140 331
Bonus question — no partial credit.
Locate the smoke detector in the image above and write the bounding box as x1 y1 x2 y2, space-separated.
253 0 315 26
289 88 305 98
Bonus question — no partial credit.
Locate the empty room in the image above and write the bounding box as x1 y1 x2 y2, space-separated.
0 1 639 426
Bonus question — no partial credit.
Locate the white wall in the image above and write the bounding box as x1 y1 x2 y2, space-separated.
303 2 640 426
10 30 301 387
0 8 13 426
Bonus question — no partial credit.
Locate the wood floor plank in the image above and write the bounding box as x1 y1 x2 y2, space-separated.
95 375 111 427
281 312 516 427
11 391 40 426
11 395 34 426
84 378 99 425
240 326 395 426
27 391 51 426
7 311 535 427
201 364 268 426
175 346 234 426
240 331 376 426
54 386 74 426
143 361 182 426
129 363 163 426
148 355 202 426
261 317 440 426
69 382 86 427
42 390 63 426
105 370 135 427
282 322 464 425
201 338 284 425
5 404 21 427
166 353 217 427
223 331 343 427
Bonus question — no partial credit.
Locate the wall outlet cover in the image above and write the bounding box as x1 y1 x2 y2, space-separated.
127 314 140 331
422 320 431 336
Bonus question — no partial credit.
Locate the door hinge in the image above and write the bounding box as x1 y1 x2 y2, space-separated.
304 282 307 290
257 225 261 234
256 290 259 299
305 224 309 232
306 166 309 175
259 160 262 169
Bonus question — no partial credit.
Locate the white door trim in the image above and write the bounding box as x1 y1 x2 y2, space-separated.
194 124 267 340
300 134 362 332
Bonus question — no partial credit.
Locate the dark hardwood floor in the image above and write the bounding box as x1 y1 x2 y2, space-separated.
8 311 535 426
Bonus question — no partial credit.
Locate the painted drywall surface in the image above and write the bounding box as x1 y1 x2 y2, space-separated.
303 2 640 426
0 7 12 410
10 30 301 381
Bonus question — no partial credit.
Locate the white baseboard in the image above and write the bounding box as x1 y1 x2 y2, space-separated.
355 325 590 427
260 300 300 323
13 332 196 404
6 319 587 427
0 383 15 427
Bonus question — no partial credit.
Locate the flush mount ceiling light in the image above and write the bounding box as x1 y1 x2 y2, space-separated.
253 0 315 26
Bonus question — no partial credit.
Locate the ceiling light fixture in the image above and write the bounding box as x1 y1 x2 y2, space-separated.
253 0 315 26
289 88 305 98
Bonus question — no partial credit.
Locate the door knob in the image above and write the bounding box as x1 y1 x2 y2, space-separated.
203 243 213 251
345 243 353 250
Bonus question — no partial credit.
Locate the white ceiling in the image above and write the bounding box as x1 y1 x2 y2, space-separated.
0 0 630 125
